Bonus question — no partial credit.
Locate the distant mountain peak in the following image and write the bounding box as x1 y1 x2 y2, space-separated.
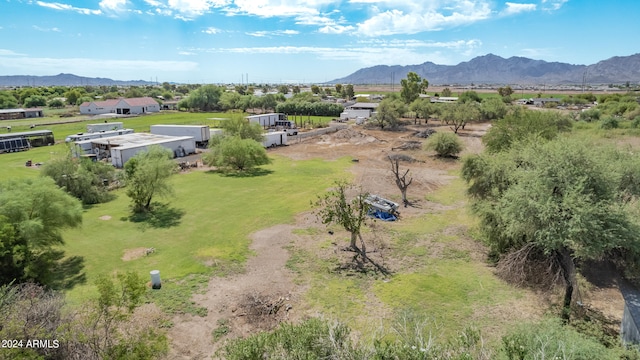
330 53 640 85
0 73 155 87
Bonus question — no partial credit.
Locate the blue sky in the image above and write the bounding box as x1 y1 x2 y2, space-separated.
1 0 638 84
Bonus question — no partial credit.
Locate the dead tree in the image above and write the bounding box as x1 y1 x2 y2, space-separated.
389 156 413 207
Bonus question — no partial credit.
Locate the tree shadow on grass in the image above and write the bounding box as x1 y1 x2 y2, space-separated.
207 167 274 178
50 253 87 290
123 203 185 229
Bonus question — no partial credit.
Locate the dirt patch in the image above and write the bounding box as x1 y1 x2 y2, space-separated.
122 247 151 261
166 224 302 359
99 215 112 220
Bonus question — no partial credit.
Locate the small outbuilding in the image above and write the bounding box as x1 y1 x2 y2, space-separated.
340 102 378 120
79 97 160 115
0 108 44 121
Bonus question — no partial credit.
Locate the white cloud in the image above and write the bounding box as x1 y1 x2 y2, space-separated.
202 27 222 34
166 0 230 18
0 56 199 75
318 24 355 34
501 2 536 15
36 1 102 15
0 49 26 56
355 1 493 36
99 0 128 12
33 25 62 32
178 51 197 55
246 29 299 37
225 0 320 18
541 0 568 11
189 38 481 66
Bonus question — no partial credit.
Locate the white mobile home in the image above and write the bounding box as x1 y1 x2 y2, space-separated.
89 133 196 168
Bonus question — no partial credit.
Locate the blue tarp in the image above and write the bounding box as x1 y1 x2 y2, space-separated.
368 209 397 221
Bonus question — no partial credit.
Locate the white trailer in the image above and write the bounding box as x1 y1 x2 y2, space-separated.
246 113 298 135
246 113 287 128
150 125 211 147
65 128 134 143
262 131 288 148
340 109 372 120
86 122 123 133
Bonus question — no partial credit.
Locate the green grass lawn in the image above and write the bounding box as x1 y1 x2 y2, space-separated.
62 155 353 302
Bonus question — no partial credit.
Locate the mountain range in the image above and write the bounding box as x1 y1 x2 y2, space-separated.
330 53 640 86
1 53 639 86
0 73 155 87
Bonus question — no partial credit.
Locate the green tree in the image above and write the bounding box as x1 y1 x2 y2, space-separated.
480 97 508 121
42 155 116 205
65 88 82 105
482 107 572 153
218 91 242 111
0 91 19 109
440 102 481 134
458 90 481 103
161 91 173 100
311 85 320 94
277 85 289 95
335 83 343 95
179 85 224 111
497 86 514 98
409 98 435 124
0 177 83 287
220 115 264 142
48 98 65 108
400 72 429 104
204 136 270 171
425 132 463 158
441 87 453 97
23 95 47 108
372 98 406 129
124 146 177 213
462 138 640 320
344 84 355 99
314 181 370 259
261 93 279 112
124 87 143 98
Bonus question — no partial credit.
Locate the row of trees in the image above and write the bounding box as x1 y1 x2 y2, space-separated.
372 92 509 131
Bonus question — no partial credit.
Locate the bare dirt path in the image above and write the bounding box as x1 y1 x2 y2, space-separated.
166 224 302 359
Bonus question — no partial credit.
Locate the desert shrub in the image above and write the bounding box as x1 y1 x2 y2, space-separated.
580 108 601 122
600 116 619 129
221 318 356 360
425 132 463 158
502 318 614 360
632 116 640 129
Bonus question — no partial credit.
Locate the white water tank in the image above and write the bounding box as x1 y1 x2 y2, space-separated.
150 270 161 289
